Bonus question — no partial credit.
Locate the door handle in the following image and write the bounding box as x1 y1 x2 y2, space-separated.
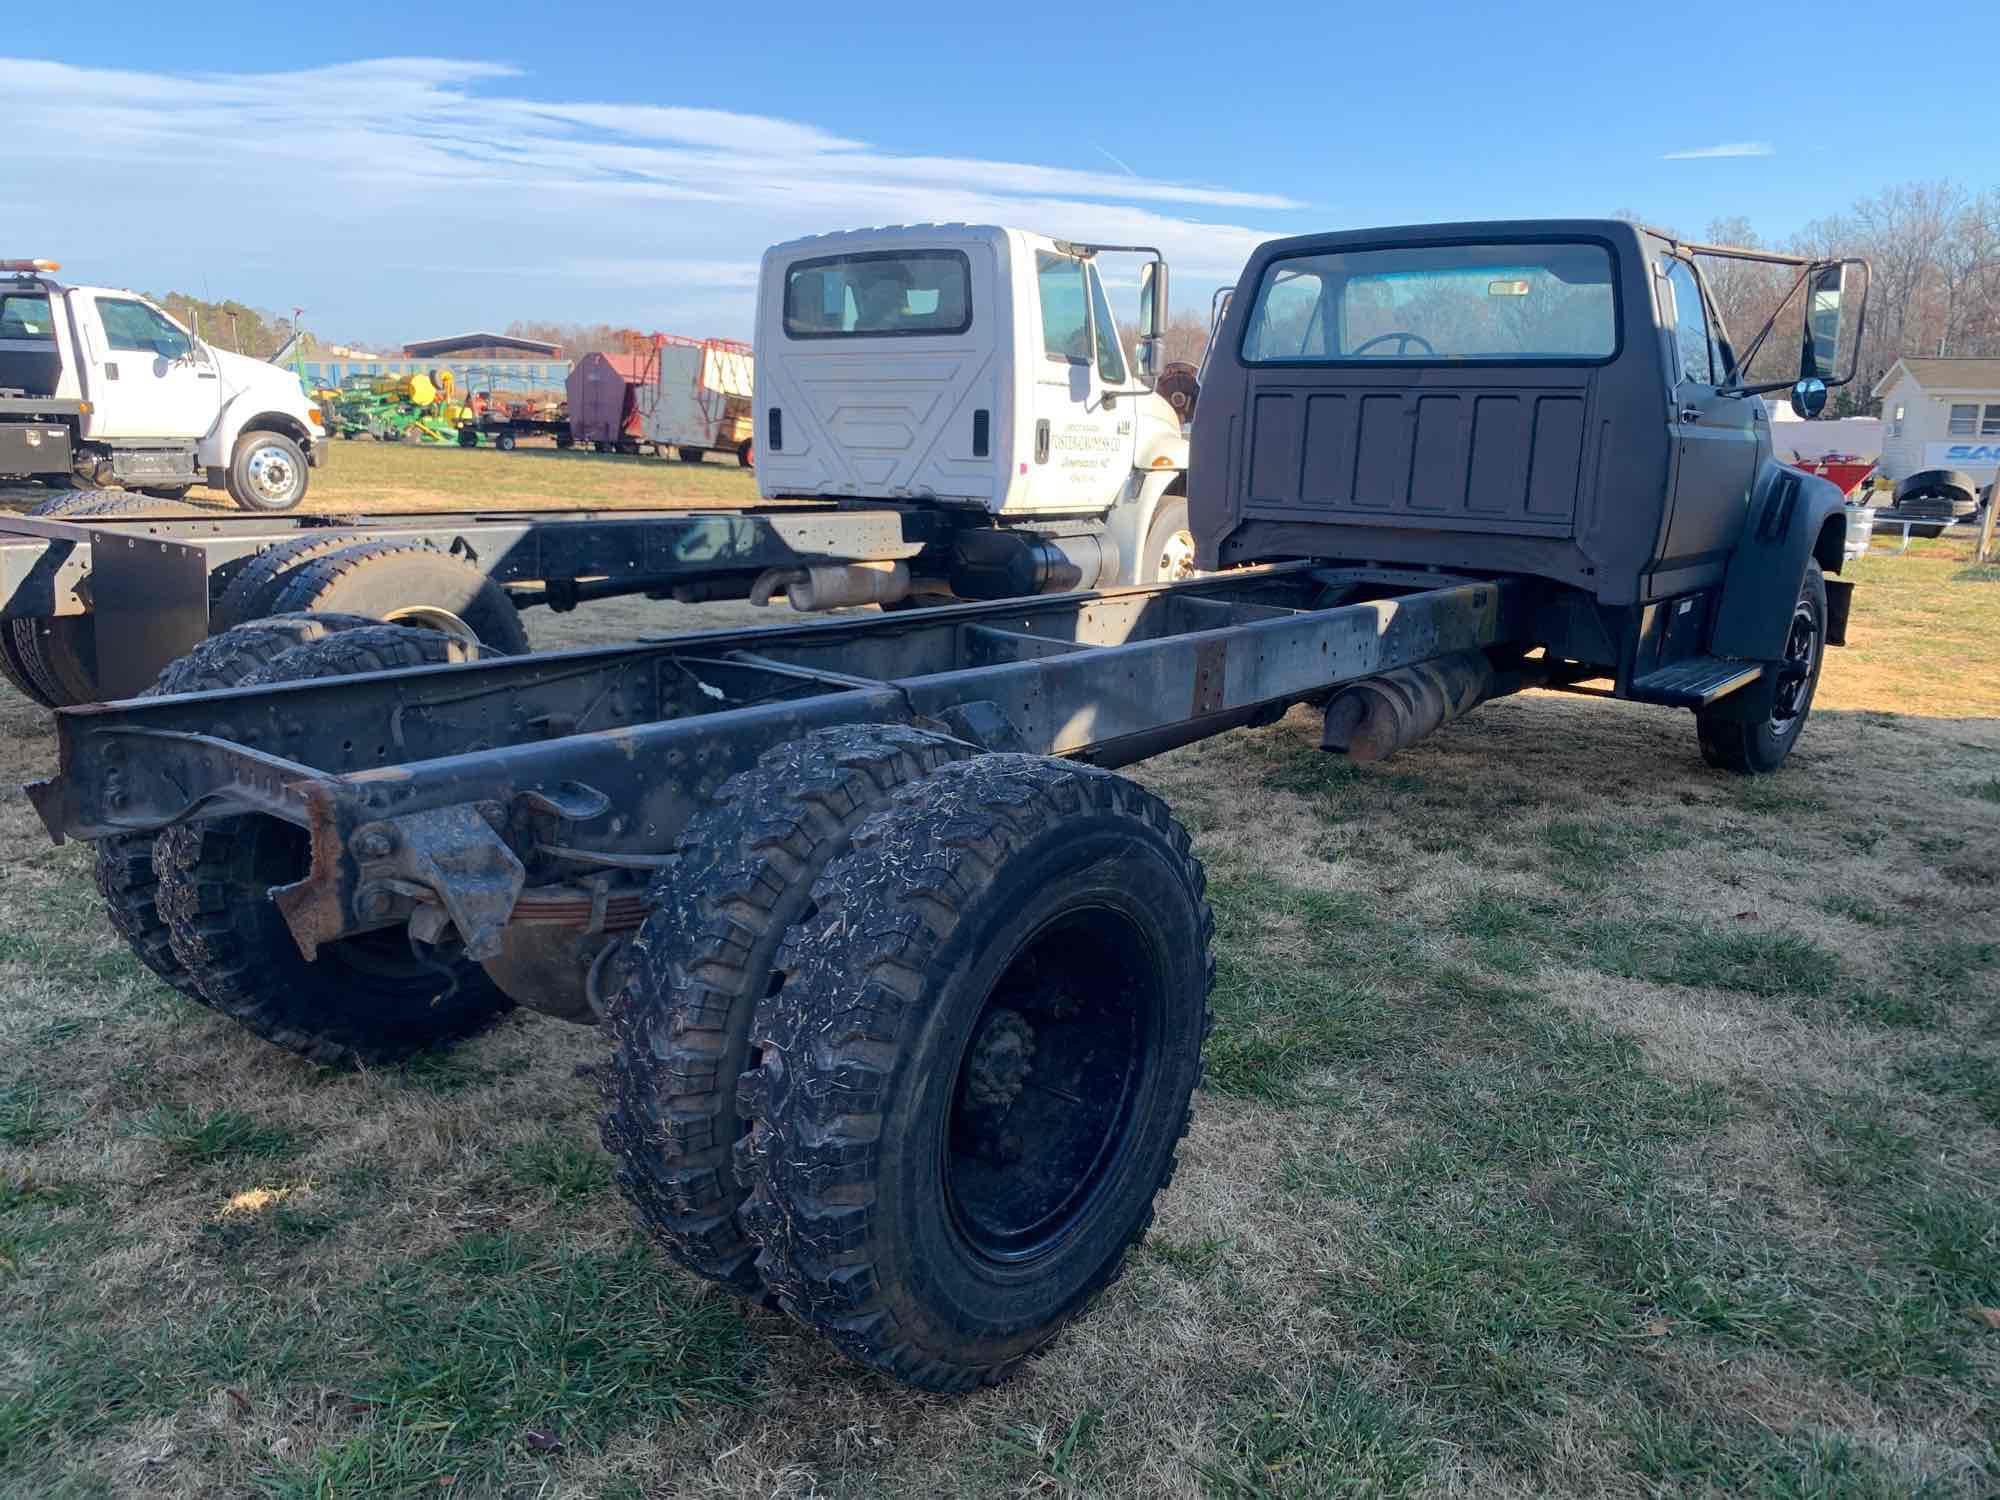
1678 406 1703 425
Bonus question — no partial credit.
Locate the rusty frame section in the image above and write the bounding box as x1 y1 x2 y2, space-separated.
29 564 1517 961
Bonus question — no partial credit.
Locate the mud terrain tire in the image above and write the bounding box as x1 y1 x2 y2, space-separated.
602 724 973 1293
153 624 513 1065
736 755 1213 1390
91 613 378 1000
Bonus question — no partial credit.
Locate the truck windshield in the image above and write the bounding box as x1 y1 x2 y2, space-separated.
784 250 972 338
1242 242 1617 363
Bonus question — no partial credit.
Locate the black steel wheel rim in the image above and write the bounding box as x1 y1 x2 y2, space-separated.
1770 597 1820 732
940 904 1157 1266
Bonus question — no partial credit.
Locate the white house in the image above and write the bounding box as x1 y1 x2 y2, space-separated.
1871 357 2000 485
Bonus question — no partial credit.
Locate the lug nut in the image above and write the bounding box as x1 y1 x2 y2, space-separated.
355 828 395 859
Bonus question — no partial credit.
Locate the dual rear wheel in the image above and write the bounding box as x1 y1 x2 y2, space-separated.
602 731 1214 1390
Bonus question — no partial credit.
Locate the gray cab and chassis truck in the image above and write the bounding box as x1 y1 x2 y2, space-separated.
27 219 1867 1391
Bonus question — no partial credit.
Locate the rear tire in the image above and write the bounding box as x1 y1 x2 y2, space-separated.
92 613 378 1000
1696 561 1827 774
677 447 706 464
603 725 973 1294
736 439 753 469
211 533 370 632
263 540 532 656
153 625 513 1066
8 490 208 705
495 432 517 452
225 430 309 512
736 755 1213 1390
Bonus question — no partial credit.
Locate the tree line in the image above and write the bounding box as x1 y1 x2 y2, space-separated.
1661 181 2000 415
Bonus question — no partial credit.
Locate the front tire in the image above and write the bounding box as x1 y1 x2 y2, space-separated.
225 430 309 512
1696 560 1827 774
1140 494 1198 583
736 755 1213 1390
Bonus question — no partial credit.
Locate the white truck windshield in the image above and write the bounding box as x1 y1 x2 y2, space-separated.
784 250 971 338
1242 242 1617 363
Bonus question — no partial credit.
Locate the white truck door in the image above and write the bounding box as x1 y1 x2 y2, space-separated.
77 294 223 440
1026 253 1136 510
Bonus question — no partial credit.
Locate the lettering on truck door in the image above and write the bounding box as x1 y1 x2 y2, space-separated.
80 295 223 440
1029 252 1135 509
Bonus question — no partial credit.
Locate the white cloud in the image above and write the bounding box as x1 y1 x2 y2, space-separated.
1660 141 1776 161
0 57 1292 339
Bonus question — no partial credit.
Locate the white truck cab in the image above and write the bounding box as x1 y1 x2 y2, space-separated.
0 260 325 509
754 226 1194 599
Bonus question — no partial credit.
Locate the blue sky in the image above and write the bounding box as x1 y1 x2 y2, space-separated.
8 0 1995 347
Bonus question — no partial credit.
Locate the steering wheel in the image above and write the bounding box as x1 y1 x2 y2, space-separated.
1350 331 1437 357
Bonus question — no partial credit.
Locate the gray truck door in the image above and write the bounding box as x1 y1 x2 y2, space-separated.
1658 258 1758 579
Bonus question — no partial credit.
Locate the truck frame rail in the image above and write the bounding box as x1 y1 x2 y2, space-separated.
32 564 1514 961
0 503 943 698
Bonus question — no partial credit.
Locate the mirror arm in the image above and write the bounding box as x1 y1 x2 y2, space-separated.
1718 378 1806 399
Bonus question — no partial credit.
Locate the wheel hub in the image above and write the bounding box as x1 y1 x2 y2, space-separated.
1157 529 1197 582
245 444 297 501
956 1008 1035 1160
1770 599 1820 731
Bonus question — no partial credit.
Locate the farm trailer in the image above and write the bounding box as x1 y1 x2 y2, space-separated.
28 218 1870 1392
566 337 756 466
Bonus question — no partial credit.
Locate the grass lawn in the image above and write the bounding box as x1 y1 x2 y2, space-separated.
2 437 763 517
0 494 1995 1495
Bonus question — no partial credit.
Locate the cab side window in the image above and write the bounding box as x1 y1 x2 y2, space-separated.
95 298 191 359
1037 253 1091 364
1086 264 1127 384
1663 261 1712 386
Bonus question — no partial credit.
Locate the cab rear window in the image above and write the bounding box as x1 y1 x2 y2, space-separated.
0 293 53 342
784 251 972 338
1242 242 1617 364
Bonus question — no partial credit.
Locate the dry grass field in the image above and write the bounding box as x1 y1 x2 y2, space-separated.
0 461 1995 1497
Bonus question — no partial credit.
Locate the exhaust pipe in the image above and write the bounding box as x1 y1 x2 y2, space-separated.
1321 651 1492 763
751 560 913 611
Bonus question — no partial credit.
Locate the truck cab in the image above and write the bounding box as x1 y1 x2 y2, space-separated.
753 225 1194 598
1190 219 1870 771
0 261 326 509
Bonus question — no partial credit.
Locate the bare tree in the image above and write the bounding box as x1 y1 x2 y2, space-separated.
1161 313 1210 369
1933 191 2000 356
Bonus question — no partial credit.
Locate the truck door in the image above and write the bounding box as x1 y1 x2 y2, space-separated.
77 294 223 440
1026 253 1136 511
1659 257 1759 577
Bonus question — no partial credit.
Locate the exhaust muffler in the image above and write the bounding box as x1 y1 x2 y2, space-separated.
1321 651 1492 763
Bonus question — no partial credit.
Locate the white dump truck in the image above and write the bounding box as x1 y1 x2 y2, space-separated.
0 259 327 510
752 224 1196 604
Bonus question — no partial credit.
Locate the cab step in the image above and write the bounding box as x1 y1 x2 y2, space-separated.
1628 656 1764 708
